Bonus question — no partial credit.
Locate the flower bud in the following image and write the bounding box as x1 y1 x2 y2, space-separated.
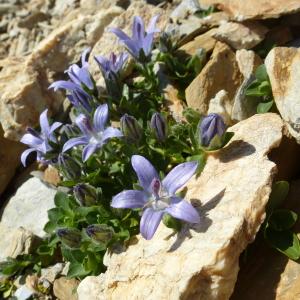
86 224 114 244
150 113 167 142
56 228 81 249
73 183 98 206
199 113 226 147
58 153 81 180
120 114 143 142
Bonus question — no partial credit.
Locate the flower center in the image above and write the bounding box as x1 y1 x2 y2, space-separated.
89 131 103 145
146 178 170 211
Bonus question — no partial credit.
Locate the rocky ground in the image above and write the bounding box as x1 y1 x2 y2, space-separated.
1 0 300 299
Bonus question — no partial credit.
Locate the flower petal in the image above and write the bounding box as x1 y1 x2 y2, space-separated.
20 133 42 147
62 136 88 152
82 144 98 162
111 190 148 209
93 103 109 132
49 80 80 92
81 47 91 67
162 161 198 195
101 127 123 144
146 15 160 34
109 27 131 43
39 109 50 136
131 155 159 194
166 197 200 224
140 208 163 240
49 122 63 133
132 16 145 41
21 148 36 167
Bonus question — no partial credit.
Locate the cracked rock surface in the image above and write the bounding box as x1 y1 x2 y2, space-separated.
78 113 284 300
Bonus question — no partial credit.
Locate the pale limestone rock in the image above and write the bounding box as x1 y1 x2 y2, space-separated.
31 6 124 73
265 47 300 143
78 113 283 300
231 50 262 122
0 224 37 262
89 2 170 84
212 21 268 50
178 28 217 56
0 6 123 141
0 177 56 238
0 126 25 195
53 277 79 300
185 42 243 114
0 57 63 141
200 0 300 21
207 90 232 125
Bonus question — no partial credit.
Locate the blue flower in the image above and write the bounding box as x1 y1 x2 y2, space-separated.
20 109 62 166
94 52 128 80
109 15 160 61
49 48 93 112
111 155 200 240
63 104 123 162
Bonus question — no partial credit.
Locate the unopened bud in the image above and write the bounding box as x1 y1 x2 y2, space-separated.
58 153 81 180
199 113 226 147
73 183 98 206
150 112 167 142
86 224 114 244
120 114 143 142
56 228 81 249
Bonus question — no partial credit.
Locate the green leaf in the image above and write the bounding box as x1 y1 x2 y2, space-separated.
258 81 271 94
269 209 298 231
54 191 72 211
163 214 182 231
257 100 274 113
48 208 64 223
265 226 300 260
37 244 55 256
67 262 90 278
255 64 269 82
268 181 290 211
43 221 57 234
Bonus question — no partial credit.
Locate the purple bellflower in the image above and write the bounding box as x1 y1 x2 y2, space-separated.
111 155 200 240
20 109 62 166
94 52 128 80
199 113 226 147
62 103 123 162
49 48 93 112
109 15 160 61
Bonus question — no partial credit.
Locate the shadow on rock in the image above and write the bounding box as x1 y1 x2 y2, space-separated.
167 189 225 252
217 140 256 163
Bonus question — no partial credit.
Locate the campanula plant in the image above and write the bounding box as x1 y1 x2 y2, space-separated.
13 14 234 286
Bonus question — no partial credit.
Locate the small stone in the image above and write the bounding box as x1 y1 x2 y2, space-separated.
213 21 268 50
0 177 56 238
235 49 262 79
178 28 217 57
200 0 300 21
185 41 243 114
41 263 65 284
0 225 37 262
171 0 201 20
265 47 300 143
231 50 263 122
207 90 232 125
14 285 35 300
43 166 61 186
53 277 79 300
78 113 284 300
